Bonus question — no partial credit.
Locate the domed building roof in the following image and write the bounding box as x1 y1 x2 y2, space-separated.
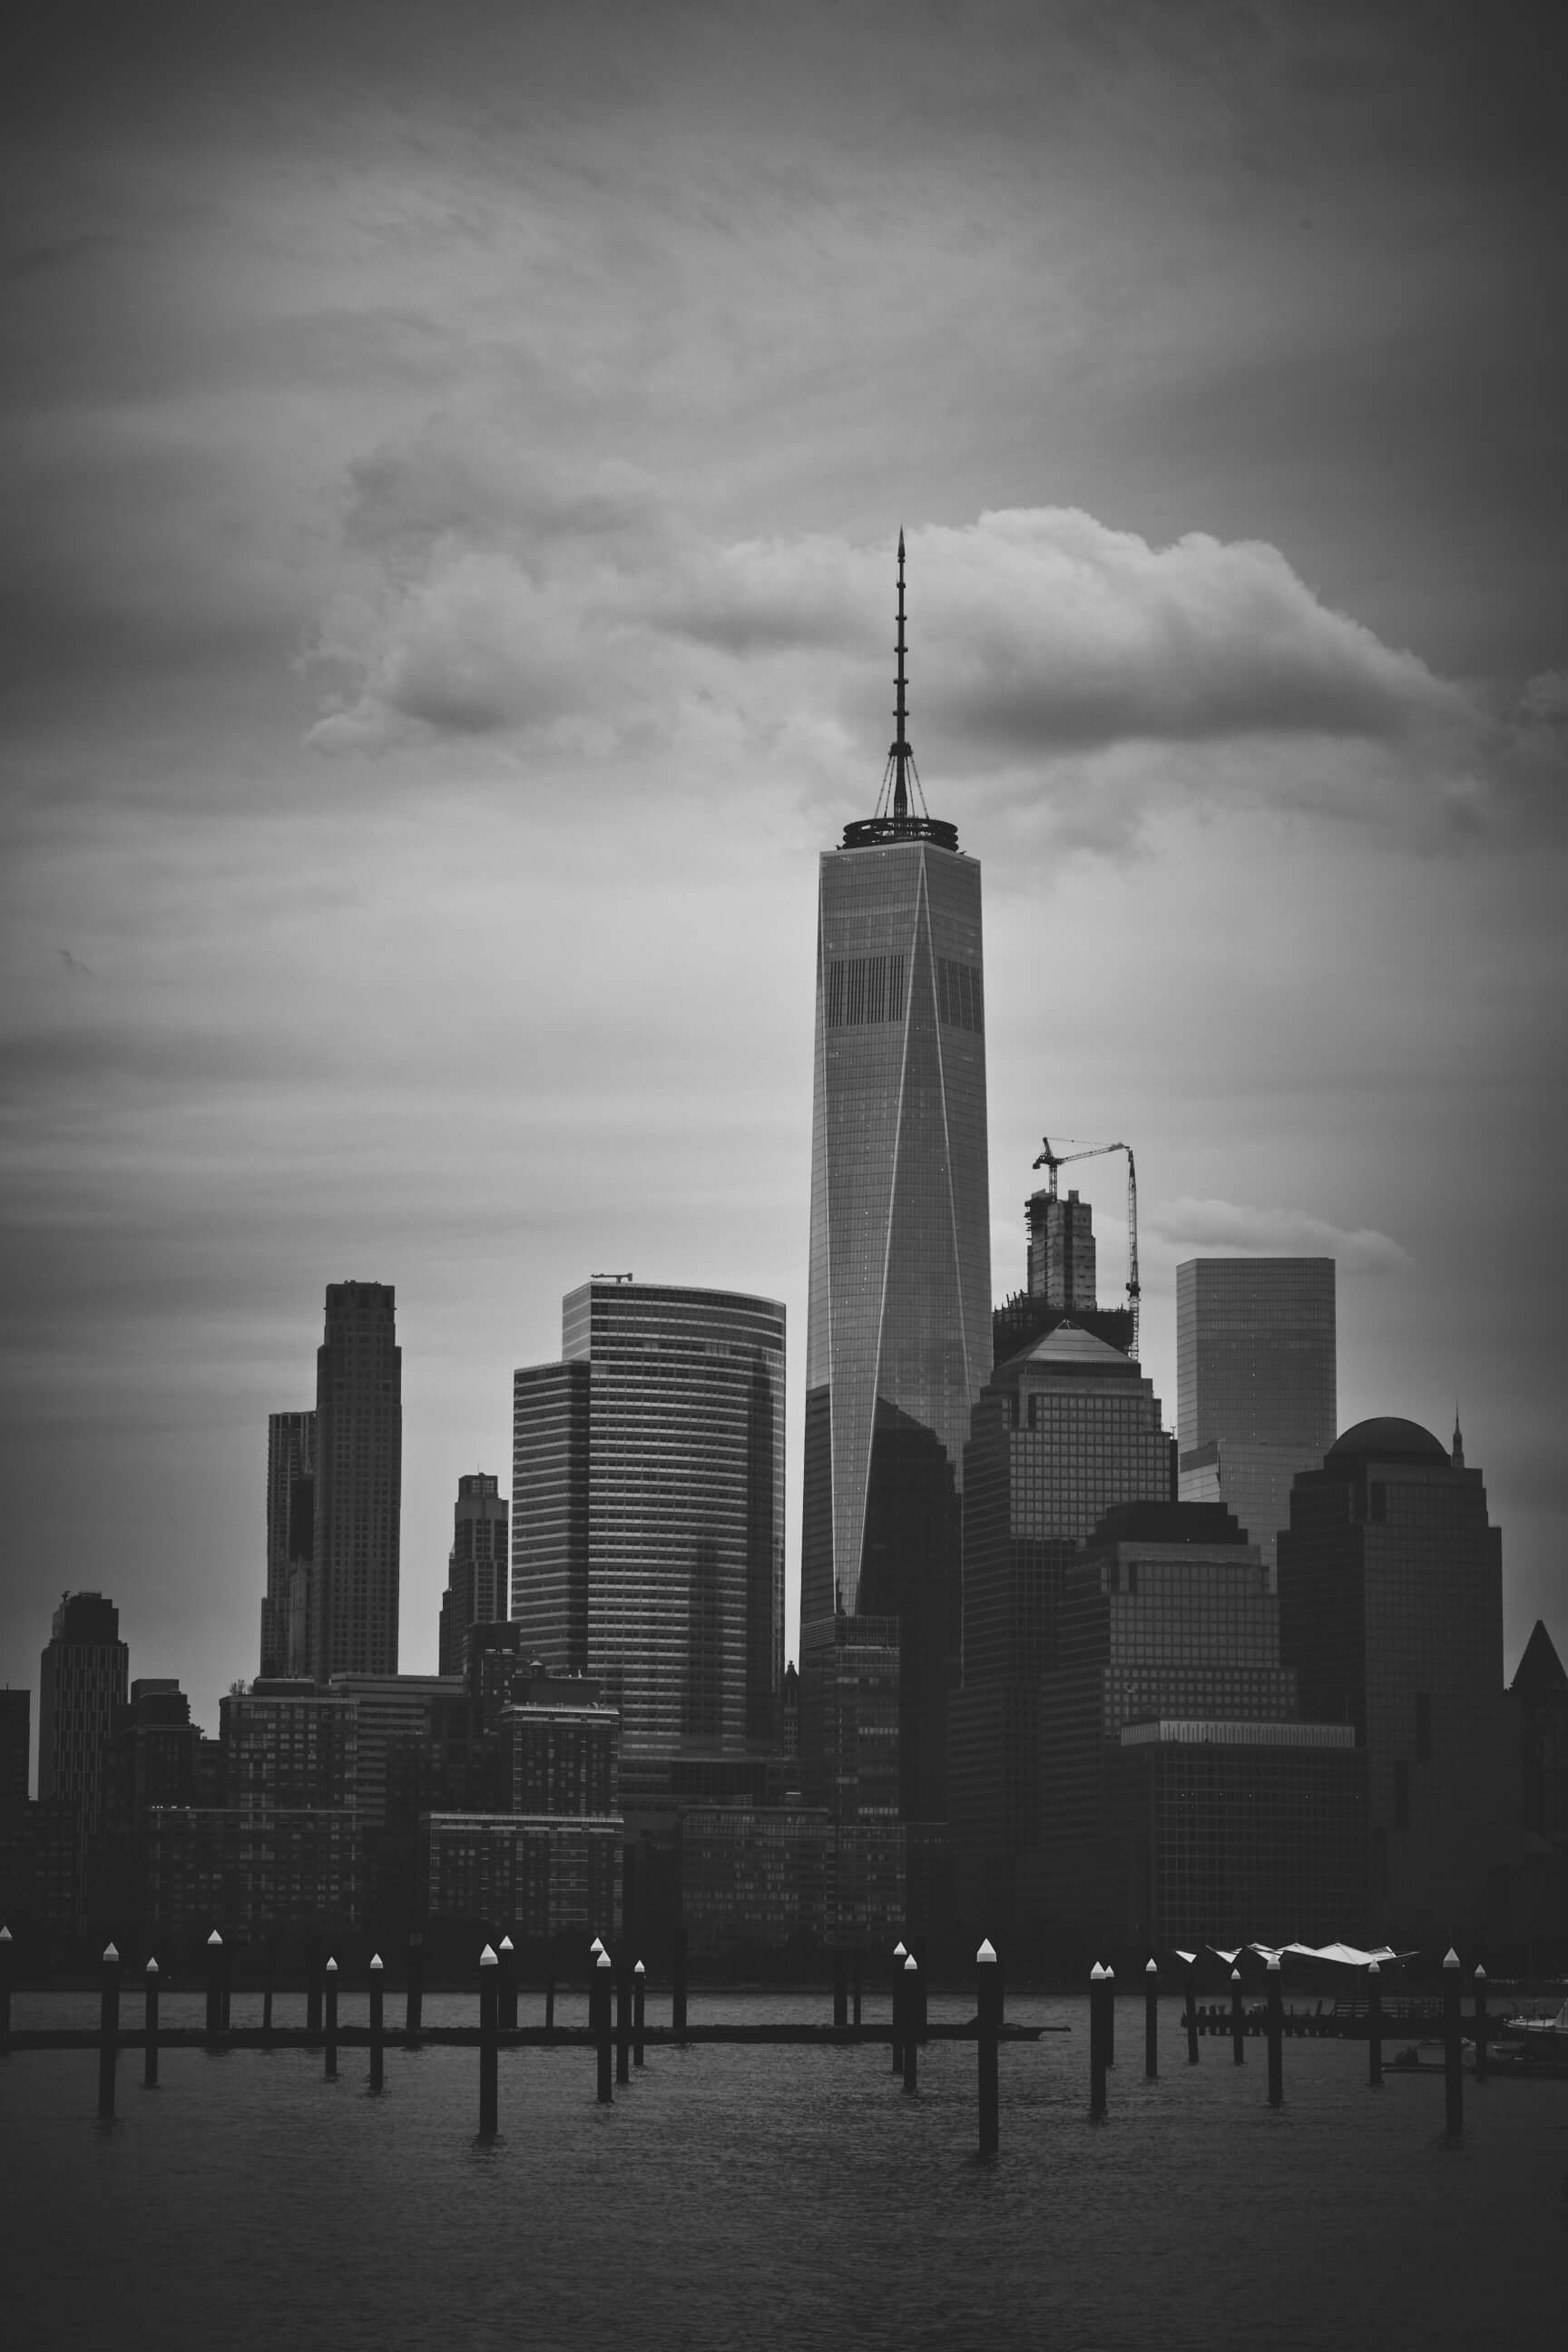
1326 1416 1449 1467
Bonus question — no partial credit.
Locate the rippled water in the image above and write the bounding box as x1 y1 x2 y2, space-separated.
4 1994 1565 2351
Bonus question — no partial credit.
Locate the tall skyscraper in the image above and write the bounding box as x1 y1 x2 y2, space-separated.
949 1320 1173 1920
0 1686 30 1822
310 1281 402 1680
37 1592 129 1837
801 537 991 1825
260 1407 315 1678
437 1471 510 1676
513 1280 786 1759
1177 1257 1336 1572
1279 1416 1520 1942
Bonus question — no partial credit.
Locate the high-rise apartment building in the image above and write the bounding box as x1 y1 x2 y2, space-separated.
513 1280 786 1759
949 1322 1173 1921
105 1681 201 1829
1177 1257 1336 1572
1279 1416 1520 1943
37 1592 129 1837
310 1281 402 1679
438 1472 510 1676
260 1407 315 1677
801 540 991 1826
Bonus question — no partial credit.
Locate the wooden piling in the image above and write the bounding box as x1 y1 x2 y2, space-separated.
1104 1965 1115 2066
204 1929 224 2041
479 1944 499 2137
498 1935 517 2033
977 1937 999 2159
98 1942 120 2120
891 1942 906 2074
1184 1959 1199 2065
324 1957 338 2078
616 1953 631 2085
1266 1955 1283 2108
1473 1965 1488 2083
1089 1964 1107 2120
833 1947 848 2030
902 1955 918 2094
143 1959 160 2087
1442 1947 1463 2135
595 1950 613 2103
1144 1958 1158 2079
0 1924 12 2054
368 1954 385 2092
1367 1959 1383 2088
1230 1969 1245 2064
633 1960 645 2067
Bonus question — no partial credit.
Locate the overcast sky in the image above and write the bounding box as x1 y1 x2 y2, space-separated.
3 0 1564 1748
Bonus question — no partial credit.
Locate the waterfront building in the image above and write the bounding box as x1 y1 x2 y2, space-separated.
142 1806 364 1939
106 1681 201 1828
437 1471 510 1677
801 538 991 1828
504 1664 620 1817
948 1323 1172 1922
420 1813 621 1938
512 1279 786 1760
681 1807 830 1952
1278 1416 1521 1944
325 1672 466 1831
260 1407 315 1678
1034 1500 1364 1943
310 1281 402 1679
0 1687 28 1822
221 1681 358 1812
37 1592 129 1838
1177 1257 1336 1573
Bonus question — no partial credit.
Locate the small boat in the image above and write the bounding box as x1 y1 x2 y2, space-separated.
1503 1998 1568 2037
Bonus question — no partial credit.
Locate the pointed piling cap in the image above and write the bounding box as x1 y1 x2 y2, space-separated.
1105 1965 1114 1981
479 1944 497 1967
1230 1968 1241 1984
1443 1946 1461 1971
146 1957 159 1975
1367 1959 1380 1976
634 1959 645 1976
326 1956 338 1973
976 1938 997 1965
1475 1964 1486 1982
894 1940 907 1959
1090 1962 1105 1981
103 1941 120 1964
207 1929 223 1946
1146 1958 1158 1975
498 1935 514 1953
0 1925 12 1942
369 1954 383 1972
1268 1955 1281 1974
590 1936 605 1956
904 1953 918 1973
596 1949 612 1970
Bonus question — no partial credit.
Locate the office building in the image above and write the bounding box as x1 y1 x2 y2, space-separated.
1514 1621 1568 1966
38 1592 129 1838
260 1407 315 1678
0 1688 28 1822
325 1673 466 1831
948 1324 1172 1920
513 1280 785 1760
801 539 991 1827
1177 1257 1336 1572
504 1664 620 1817
106 1681 201 1829
310 1281 402 1679
221 1682 358 1813
438 1472 510 1677
1279 1416 1521 1943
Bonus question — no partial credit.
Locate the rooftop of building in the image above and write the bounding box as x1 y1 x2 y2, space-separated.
1085 1500 1249 1551
993 1318 1144 1381
1324 1416 1450 1469
1513 1618 1567 1696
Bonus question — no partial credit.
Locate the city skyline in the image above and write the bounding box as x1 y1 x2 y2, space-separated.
2 4 1565 1739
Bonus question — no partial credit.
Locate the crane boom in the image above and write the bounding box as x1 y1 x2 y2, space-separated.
1030 1131 1141 1357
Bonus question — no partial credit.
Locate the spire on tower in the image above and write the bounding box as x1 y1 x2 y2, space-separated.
1452 1406 1465 1469
891 528 910 820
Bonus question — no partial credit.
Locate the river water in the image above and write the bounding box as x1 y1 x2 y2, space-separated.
3 1993 1564 2351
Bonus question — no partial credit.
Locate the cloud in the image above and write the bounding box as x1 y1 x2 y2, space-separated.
306 453 1491 848
1151 1194 1413 1275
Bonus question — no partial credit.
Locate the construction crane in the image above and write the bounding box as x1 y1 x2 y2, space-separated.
1031 1134 1142 1359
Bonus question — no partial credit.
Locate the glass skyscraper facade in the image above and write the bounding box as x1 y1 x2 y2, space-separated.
799 799 991 1822
310 1281 402 1679
260 1406 314 1679
1177 1256 1336 1573
513 1281 785 1759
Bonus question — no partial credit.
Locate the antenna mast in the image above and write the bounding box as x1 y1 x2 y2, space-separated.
892 528 909 820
